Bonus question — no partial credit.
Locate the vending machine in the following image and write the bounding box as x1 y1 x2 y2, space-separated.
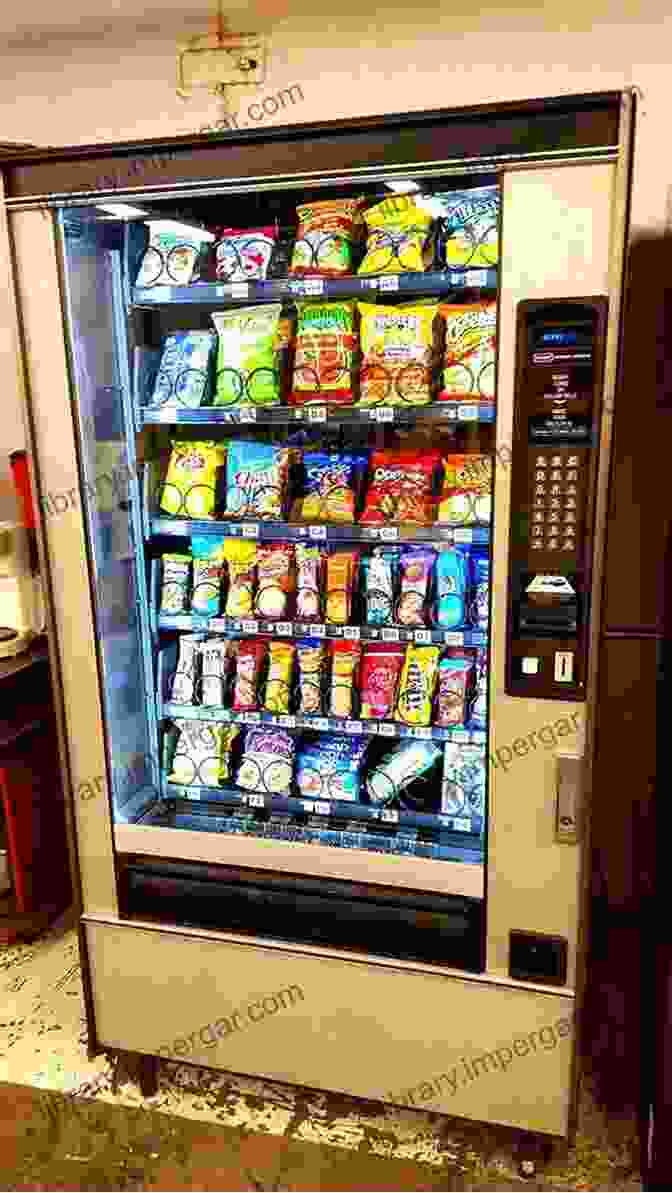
0 89 634 1138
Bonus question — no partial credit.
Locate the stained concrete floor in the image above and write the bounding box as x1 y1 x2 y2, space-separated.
0 913 642 1191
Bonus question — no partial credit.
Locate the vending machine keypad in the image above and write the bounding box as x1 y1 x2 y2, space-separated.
505 299 608 700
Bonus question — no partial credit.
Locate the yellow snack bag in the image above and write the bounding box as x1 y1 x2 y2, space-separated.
159 440 227 518
439 301 497 401
395 645 440 727
358 302 437 406
223 539 257 617
358 194 433 277
263 641 296 714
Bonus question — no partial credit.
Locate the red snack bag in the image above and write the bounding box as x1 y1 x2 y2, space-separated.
233 639 267 712
360 644 405 721
360 450 441 526
329 638 361 719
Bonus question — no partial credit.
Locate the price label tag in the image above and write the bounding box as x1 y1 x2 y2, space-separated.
382 808 399 823
366 722 379 734
314 718 329 732
439 815 454 828
361 277 379 290
373 407 394 423
307 406 327 423
444 631 463 646
315 800 330 815
279 714 296 728
343 626 360 640
378 722 396 736
309 525 327 540
192 614 210 631
457 404 479 422
379 275 399 291
216 285 227 297
465 269 489 287
248 793 265 809
379 526 398 542
414 629 431 644
218 708 231 721
382 628 399 642
243 712 261 724
300 800 314 814
242 523 259 538
453 528 472 543
289 280 305 295
238 405 257 422
345 720 362 734
412 726 433 739
304 279 324 295
242 619 259 634
201 707 220 720
309 623 326 638
453 817 471 833
231 282 249 298
452 729 469 744
276 622 293 636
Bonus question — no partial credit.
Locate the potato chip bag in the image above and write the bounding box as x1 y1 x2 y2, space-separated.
263 640 296 714
160 553 191 614
223 539 257 617
438 454 492 524
290 452 365 523
357 302 436 406
236 727 295 795
296 638 326 715
159 440 227 518
395 644 440 727
357 194 433 276
360 450 440 526
223 440 289 520
233 639 267 712
150 332 216 408
135 222 211 288
439 302 497 401
289 198 364 277
211 304 282 406
325 549 360 625
291 300 356 405
254 544 294 620
329 639 361 719
211 226 277 282
169 720 240 787
191 535 227 615
434 186 500 268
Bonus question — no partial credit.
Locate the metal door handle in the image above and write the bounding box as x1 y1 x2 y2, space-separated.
556 751 583 844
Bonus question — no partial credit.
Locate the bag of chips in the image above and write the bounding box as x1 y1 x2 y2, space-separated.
199 638 235 707
135 222 211 288
434 547 469 629
395 644 440 727
360 450 440 526
357 302 436 406
290 452 366 523
357 194 433 276
438 454 492 524
159 441 227 518
439 302 497 402
223 539 257 618
170 634 201 704
232 638 267 712
291 300 356 405
329 638 361 719
434 186 500 268
160 553 191 614
191 535 227 615
359 644 405 721
295 544 323 622
397 547 435 627
325 549 360 625
296 638 326 715
210 226 277 282
435 654 476 728
169 720 240 787
150 332 216 408
236 727 295 795
296 734 368 802
262 640 296 714
223 440 289 520
211 305 282 406
366 740 442 805
289 198 364 277
254 543 294 620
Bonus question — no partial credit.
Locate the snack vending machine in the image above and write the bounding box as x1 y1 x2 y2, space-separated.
0 90 633 1138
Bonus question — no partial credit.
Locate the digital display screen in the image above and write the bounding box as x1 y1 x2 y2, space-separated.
539 329 580 345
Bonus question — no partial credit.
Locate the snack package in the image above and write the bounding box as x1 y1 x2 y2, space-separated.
395 644 440 727
150 332 216 408
222 539 256 618
289 198 364 278
232 639 267 712
362 546 398 627
435 654 476 728
223 440 289 520
357 302 436 406
199 638 235 707
439 302 497 401
191 535 227 615
236 727 295 794
169 720 240 787
325 549 360 625
358 194 433 276
296 734 368 802
267 238 294 280
295 544 323 622
359 644 405 721
470 548 490 631
434 186 500 268
360 450 440 526
329 639 361 719
254 543 294 620
291 300 356 405
263 640 296 714
434 547 469 629
170 634 201 704
366 740 442 805
438 453 492 524
470 648 488 730
211 226 277 282
397 547 436 627
296 639 327 715
159 441 227 518
290 451 366 524
135 222 211 288
211 305 282 406
441 743 486 819
160 553 191 614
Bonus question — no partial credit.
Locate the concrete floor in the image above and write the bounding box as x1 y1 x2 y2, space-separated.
0 912 642 1191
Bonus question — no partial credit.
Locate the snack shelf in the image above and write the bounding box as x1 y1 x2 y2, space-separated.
140 401 496 427
157 612 487 649
161 700 486 745
164 780 484 839
132 268 498 308
150 518 491 546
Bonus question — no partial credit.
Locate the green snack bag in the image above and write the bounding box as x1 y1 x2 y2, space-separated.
211 303 282 406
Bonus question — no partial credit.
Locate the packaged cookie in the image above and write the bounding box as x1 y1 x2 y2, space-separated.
236 727 295 795
232 639 267 712
295 544 323 622
254 543 294 620
263 640 296 714
159 440 227 518
223 539 257 618
435 653 476 728
360 449 440 526
395 644 440 727
191 535 227 616
199 638 235 707
397 547 435 627
296 638 326 716
160 553 192 614
325 549 360 625
359 643 405 721
329 639 361 719
438 454 492 525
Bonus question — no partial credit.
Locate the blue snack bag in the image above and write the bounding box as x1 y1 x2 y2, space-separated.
434 546 469 629
296 734 368 803
470 548 490 631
